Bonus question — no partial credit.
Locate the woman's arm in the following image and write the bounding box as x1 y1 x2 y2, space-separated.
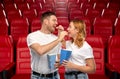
63 58 96 73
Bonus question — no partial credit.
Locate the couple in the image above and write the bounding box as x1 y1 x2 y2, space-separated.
27 11 96 79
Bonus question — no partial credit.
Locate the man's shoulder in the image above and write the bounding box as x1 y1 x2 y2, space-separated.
29 31 40 35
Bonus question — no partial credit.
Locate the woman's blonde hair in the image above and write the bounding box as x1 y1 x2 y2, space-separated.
71 19 86 48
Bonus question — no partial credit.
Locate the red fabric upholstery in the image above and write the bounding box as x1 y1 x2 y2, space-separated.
16 3 29 11
94 2 107 13
69 9 84 20
85 9 101 24
114 18 120 35
0 18 8 35
30 17 41 32
57 17 69 29
101 9 118 24
56 10 68 18
4 3 17 12
29 3 42 11
10 18 29 45
0 35 14 72
86 35 109 79
6 9 22 23
93 17 113 47
11 36 31 79
0 35 14 79
22 9 37 23
58 66 65 79
107 35 120 74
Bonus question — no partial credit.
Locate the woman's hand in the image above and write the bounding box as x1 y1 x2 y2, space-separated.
62 60 75 69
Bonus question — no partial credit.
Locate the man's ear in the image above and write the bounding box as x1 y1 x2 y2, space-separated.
44 19 48 24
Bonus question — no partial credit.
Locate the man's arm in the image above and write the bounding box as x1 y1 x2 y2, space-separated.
30 31 68 56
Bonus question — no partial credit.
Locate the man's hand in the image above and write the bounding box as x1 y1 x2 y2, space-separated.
54 61 60 68
56 25 64 31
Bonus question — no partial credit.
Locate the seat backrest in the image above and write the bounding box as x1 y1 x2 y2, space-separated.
108 35 120 68
10 18 29 44
6 9 22 23
16 3 29 11
57 17 69 30
85 9 101 24
93 17 113 47
30 17 41 32
22 9 37 23
16 36 31 74
86 35 105 75
69 10 84 20
0 18 9 35
94 2 107 13
102 9 118 23
0 35 13 70
55 10 68 17
114 18 120 35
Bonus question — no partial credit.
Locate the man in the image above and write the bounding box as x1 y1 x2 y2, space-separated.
27 11 67 79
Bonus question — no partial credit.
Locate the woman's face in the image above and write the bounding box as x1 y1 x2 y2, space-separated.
67 22 78 38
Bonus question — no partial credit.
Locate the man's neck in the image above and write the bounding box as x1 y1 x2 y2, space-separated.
40 27 51 34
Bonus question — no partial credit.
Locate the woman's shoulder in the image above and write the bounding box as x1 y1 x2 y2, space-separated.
83 41 92 49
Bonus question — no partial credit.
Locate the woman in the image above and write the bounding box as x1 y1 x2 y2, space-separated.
62 19 96 79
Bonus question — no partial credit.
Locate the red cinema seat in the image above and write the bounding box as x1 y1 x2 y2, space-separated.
14 0 24 3
11 36 31 79
114 18 120 35
55 10 68 18
67 2 80 12
29 3 42 11
22 9 37 23
0 35 14 79
85 9 101 24
93 17 113 48
16 3 29 11
101 9 119 24
3 3 17 12
0 10 6 19
93 2 107 14
10 18 29 46
58 66 65 79
106 35 120 79
69 10 85 21
86 35 109 79
0 18 9 35
6 9 22 23
107 2 120 11
30 17 41 32
57 17 69 29
80 3 93 13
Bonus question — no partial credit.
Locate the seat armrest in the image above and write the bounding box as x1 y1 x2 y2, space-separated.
105 63 119 79
2 62 15 79
106 63 117 72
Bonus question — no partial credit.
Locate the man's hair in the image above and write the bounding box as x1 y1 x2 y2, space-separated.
41 11 56 23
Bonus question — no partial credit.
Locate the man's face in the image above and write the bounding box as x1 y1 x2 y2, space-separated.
46 15 58 33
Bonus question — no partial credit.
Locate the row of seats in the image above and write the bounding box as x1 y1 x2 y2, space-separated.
0 0 120 49
1 16 120 48
0 35 120 79
0 2 120 22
